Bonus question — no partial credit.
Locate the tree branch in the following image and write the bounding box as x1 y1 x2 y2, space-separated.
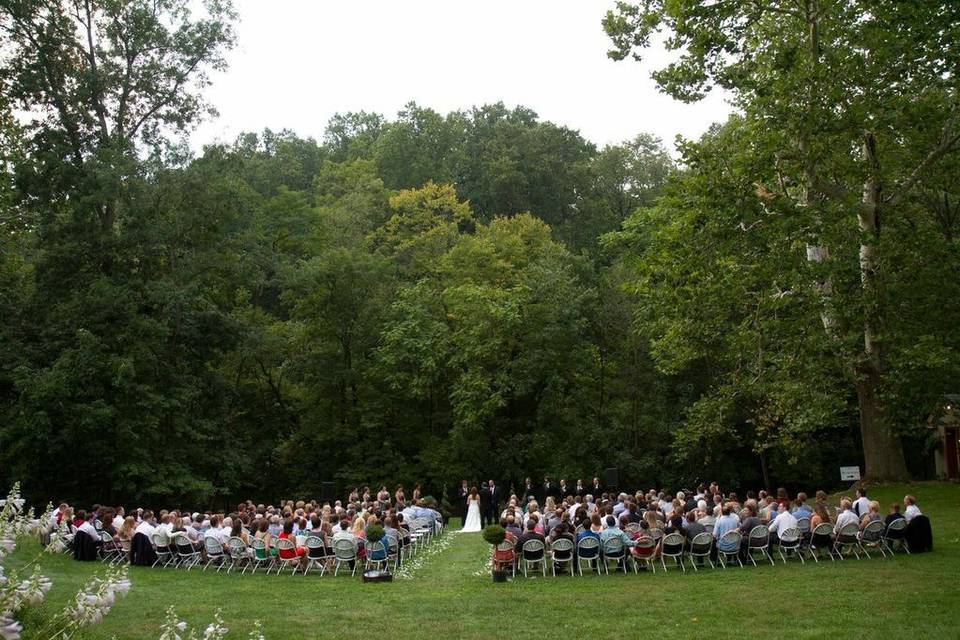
885 102 960 207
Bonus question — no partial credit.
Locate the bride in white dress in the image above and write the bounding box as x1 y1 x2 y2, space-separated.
461 487 482 532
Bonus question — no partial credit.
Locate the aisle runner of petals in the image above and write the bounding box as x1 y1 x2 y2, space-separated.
394 533 453 580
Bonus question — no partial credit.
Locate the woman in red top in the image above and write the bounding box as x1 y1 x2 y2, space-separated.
277 519 305 559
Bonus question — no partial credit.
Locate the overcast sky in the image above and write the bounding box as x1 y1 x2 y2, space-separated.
191 0 732 152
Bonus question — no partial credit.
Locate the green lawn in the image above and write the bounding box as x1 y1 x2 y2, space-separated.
7 483 960 639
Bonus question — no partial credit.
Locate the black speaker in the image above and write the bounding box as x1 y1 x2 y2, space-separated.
320 481 336 504
604 468 619 490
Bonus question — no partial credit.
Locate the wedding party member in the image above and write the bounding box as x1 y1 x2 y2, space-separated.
458 480 470 522
481 480 500 527
461 487 482 533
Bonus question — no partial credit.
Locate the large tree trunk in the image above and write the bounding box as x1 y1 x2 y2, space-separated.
857 133 909 482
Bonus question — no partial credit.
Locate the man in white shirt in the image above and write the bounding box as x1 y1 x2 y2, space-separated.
852 487 871 517
155 514 175 537
833 499 859 535
112 507 125 531
767 503 798 543
904 495 922 521
204 515 229 549
134 511 157 539
77 513 99 541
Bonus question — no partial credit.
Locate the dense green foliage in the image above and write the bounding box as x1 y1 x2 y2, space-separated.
1 1 957 506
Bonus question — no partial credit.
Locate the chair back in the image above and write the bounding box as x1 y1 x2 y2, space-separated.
633 536 656 557
779 527 800 547
276 537 296 558
796 517 811 534
577 535 600 558
152 531 169 549
690 532 713 554
94 520 103 531
522 539 545 559
748 525 769 547
624 523 640 534
862 520 884 541
661 532 684 556
174 534 195 555
838 522 859 539
304 535 326 559
574 524 585 535
602 536 625 558
333 538 357 560
251 536 268 560
718 530 741 553
551 538 574 556
98 531 113 545
811 522 833 546
648 527 664 542
227 536 247 558
885 518 907 538
367 540 387 561
204 536 224 556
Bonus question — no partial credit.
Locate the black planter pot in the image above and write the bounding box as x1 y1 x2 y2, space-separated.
491 570 508 583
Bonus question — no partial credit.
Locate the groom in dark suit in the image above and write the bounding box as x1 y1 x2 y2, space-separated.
458 480 470 523
482 479 500 526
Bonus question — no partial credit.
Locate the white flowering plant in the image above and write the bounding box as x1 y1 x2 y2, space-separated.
159 606 252 640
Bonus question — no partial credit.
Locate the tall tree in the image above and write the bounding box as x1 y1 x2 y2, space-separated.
604 0 960 481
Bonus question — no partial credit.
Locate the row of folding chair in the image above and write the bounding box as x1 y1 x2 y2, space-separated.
497 518 910 578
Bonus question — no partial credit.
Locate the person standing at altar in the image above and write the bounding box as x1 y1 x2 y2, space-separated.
458 480 470 523
482 479 501 527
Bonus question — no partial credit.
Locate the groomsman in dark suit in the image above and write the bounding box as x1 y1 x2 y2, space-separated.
483 479 501 526
560 478 572 498
543 476 556 501
591 476 604 497
574 478 586 497
522 477 537 506
458 480 470 523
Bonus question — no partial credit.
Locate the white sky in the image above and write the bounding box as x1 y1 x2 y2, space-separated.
191 0 732 152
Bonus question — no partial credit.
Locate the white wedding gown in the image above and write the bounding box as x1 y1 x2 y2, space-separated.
461 497 482 532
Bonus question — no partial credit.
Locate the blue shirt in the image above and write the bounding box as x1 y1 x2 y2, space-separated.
713 514 740 551
792 505 812 519
599 526 635 548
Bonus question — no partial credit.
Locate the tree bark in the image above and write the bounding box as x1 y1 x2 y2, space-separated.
857 132 909 481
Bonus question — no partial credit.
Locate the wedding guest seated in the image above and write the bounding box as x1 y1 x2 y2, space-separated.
77 511 99 542
904 495 922 521
793 493 812 519
767 502 798 544
230 518 250 546
884 503 905 527
600 515 636 548
810 503 832 529
712 503 739 547
859 501 882 530
684 510 706 542
833 499 859 542
505 515 522 539
254 519 277 558
204 515 229 552
514 519 546 552
278 519 306 563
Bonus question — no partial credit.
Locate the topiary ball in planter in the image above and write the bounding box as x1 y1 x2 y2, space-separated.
366 523 385 544
482 524 506 546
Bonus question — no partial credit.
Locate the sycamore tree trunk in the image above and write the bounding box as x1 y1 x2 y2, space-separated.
857 133 909 482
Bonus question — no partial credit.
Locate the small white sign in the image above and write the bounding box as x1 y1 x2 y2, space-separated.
840 466 861 481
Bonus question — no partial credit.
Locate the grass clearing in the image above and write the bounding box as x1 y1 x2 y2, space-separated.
7 483 960 639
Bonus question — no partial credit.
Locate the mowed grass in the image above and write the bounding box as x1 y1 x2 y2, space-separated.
7 483 960 639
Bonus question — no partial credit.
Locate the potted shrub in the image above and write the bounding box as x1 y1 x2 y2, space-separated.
362 523 392 583
482 524 509 583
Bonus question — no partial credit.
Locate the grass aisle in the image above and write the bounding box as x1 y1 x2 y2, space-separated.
7 483 960 639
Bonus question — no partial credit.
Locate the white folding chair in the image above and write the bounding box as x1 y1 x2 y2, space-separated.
303 536 328 576
858 520 887 559
520 539 547 577
688 532 713 570
274 538 302 575
882 518 909 554
776 527 803 564
549 538 574 576
333 538 358 577
203 536 227 571
746 525 774 566
660 532 685 572
833 522 862 559
717 531 742 568
575 536 602 576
